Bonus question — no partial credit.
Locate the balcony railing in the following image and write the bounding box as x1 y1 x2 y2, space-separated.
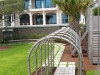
29 3 58 9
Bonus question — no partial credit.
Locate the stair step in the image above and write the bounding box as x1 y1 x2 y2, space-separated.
93 54 100 57
93 35 100 37
92 39 100 41
92 60 100 63
93 52 100 54
92 50 100 52
93 31 100 33
93 47 100 50
93 43 100 45
93 45 100 47
93 56 100 58
93 52 100 53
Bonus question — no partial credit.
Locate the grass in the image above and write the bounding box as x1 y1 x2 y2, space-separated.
0 43 54 75
86 70 100 75
0 43 33 75
1 43 99 75
29 43 54 74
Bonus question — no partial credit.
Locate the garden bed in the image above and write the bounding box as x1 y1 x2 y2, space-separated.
0 45 11 51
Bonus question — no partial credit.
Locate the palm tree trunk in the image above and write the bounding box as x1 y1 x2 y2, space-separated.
69 16 80 56
69 17 80 34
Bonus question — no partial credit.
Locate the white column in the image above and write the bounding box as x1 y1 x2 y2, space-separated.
16 14 20 26
43 11 46 25
30 12 32 25
29 0 32 9
2 15 5 27
11 14 13 27
42 2 44 8
59 11 62 24
56 10 59 25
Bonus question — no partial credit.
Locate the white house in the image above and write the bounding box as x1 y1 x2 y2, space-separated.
1 0 85 27
0 0 85 40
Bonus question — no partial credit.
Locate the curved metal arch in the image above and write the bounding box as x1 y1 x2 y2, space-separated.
28 27 83 75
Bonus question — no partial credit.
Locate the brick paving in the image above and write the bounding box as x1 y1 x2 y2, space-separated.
61 45 98 71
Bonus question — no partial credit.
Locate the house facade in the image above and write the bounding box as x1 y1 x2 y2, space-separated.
0 0 85 40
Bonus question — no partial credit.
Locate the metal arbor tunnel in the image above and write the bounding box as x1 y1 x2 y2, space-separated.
27 27 83 75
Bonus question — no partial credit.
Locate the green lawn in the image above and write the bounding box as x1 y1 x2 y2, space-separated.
1 43 99 75
86 70 100 75
0 43 33 75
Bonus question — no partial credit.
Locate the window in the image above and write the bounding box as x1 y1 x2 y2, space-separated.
35 15 43 25
46 13 56 24
45 0 51 8
20 14 30 25
35 0 53 8
35 0 41 8
62 13 68 24
25 0 30 9
4 15 11 26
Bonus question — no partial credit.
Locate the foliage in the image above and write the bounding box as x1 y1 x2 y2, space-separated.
38 33 47 38
3 36 12 43
30 34 39 39
93 6 100 16
52 0 92 33
0 40 4 44
30 33 47 39
21 34 29 39
13 34 20 40
52 0 92 19
4 33 47 41
0 14 2 20
54 38 70 44
0 0 24 15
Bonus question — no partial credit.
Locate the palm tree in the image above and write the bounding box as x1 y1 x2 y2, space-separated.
53 0 92 34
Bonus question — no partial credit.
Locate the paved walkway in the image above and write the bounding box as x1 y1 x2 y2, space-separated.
54 43 75 75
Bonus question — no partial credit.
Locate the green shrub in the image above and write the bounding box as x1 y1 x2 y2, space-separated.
0 14 2 20
93 7 100 16
30 34 39 39
21 35 28 39
39 33 47 38
54 39 70 44
13 34 20 40
0 40 4 44
4 36 12 43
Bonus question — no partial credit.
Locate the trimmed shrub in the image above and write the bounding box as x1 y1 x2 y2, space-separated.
21 35 28 39
0 14 2 20
30 33 47 39
4 36 12 43
39 33 47 38
0 40 4 44
13 34 20 40
30 34 39 39
54 39 70 44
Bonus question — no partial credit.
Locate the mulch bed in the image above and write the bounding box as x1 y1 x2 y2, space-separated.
61 45 98 71
0 45 12 51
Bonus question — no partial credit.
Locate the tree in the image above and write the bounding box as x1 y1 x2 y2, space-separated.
53 0 92 34
93 6 100 16
0 0 25 21
0 0 24 14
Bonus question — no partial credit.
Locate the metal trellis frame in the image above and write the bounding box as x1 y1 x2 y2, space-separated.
27 27 83 75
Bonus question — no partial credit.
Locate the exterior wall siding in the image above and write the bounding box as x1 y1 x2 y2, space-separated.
18 26 61 36
0 26 61 40
0 30 3 41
